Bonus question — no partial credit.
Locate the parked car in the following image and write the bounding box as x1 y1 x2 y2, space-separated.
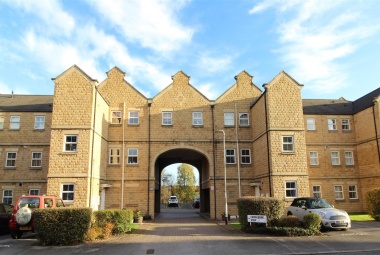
193 197 200 208
0 203 13 234
168 196 179 207
286 197 351 230
9 195 65 239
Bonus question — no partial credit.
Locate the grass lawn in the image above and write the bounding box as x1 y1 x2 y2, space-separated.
349 212 374 221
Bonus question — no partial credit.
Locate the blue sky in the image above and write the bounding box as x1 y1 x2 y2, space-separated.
1 0 379 182
1 0 379 102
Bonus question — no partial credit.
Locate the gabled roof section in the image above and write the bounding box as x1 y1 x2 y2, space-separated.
0 94 53 112
303 98 353 115
353 87 380 113
263 70 303 90
52 65 98 84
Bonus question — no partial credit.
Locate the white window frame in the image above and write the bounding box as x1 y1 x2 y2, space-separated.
31 152 42 168
64 135 77 152
341 118 350 130
109 148 120 164
345 151 354 165
309 151 319 165
226 149 236 164
282 136 294 152
334 185 344 200
34 116 45 129
312 185 322 198
10 115 20 129
111 111 122 124
239 113 249 126
348 185 358 199
6 152 17 167
241 149 251 164
328 118 337 130
162 112 172 126
127 148 138 164
2 189 13 204
192 112 203 126
331 151 340 165
0 116 4 129
29 189 40 195
306 117 316 130
128 111 139 125
61 184 75 202
285 181 297 198
224 112 234 126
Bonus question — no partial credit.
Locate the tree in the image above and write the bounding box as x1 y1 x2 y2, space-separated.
175 164 197 204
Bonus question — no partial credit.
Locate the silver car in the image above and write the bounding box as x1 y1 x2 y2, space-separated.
286 197 351 230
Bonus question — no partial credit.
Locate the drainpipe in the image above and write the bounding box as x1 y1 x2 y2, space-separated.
372 105 380 163
264 92 272 197
148 101 152 216
211 103 217 219
89 87 98 208
121 102 125 209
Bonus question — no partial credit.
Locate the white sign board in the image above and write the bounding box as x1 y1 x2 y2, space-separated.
247 215 267 223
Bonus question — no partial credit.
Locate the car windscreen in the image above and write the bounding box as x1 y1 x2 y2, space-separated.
18 198 40 209
310 198 333 209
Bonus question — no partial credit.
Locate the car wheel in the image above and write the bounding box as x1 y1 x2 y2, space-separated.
11 231 23 239
16 207 32 225
287 211 293 216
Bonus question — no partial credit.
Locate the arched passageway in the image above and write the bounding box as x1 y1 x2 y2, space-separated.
154 148 211 215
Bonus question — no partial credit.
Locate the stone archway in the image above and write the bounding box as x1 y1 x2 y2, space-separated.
153 147 211 215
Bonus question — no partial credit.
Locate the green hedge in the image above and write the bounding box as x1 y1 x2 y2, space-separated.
34 208 92 246
237 196 284 229
93 209 134 234
365 188 380 221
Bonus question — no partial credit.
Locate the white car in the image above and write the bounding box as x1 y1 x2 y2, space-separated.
168 196 179 207
286 197 351 230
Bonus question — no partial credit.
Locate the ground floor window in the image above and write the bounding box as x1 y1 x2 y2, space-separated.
348 185 358 199
62 184 75 202
312 185 321 198
29 189 40 195
334 185 344 200
2 189 13 204
285 181 297 198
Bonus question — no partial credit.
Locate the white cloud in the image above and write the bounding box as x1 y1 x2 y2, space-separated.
86 0 194 54
195 82 218 100
197 55 233 74
0 80 29 94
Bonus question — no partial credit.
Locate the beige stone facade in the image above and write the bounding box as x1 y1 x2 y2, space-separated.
1 65 379 219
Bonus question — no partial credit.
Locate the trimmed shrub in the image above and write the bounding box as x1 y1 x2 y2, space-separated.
277 215 300 228
35 208 92 246
237 196 284 230
92 209 134 238
244 226 318 237
366 188 380 221
303 212 321 231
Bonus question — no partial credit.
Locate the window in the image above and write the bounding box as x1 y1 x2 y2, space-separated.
348 185 358 199
331 151 340 165
239 113 249 126
34 116 45 129
10 116 20 129
312 185 321 198
285 181 297 198
2 189 13 204
309 151 319 165
109 148 120 164
282 136 294 152
111 111 122 124
64 135 77 152
328 118 337 130
342 119 350 130
62 184 74 202
226 149 236 164
345 151 354 165
241 149 251 164
0 116 4 129
128 148 138 164
6 152 17 167
334 185 344 200
128 111 139 125
162 112 172 125
224 112 234 126
29 189 40 195
192 112 203 126
306 117 316 130
31 152 42 168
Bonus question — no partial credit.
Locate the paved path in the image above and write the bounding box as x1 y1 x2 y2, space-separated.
2 209 380 255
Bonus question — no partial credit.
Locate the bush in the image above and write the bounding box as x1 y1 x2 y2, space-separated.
237 196 284 230
303 212 321 231
366 188 380 221
35 208 92 246
277 215 300 228
244 226 318 237
91 209 134 238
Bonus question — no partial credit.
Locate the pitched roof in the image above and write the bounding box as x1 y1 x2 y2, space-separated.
0 94 53 112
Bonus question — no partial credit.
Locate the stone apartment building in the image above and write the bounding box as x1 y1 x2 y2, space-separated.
1 65 379 219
